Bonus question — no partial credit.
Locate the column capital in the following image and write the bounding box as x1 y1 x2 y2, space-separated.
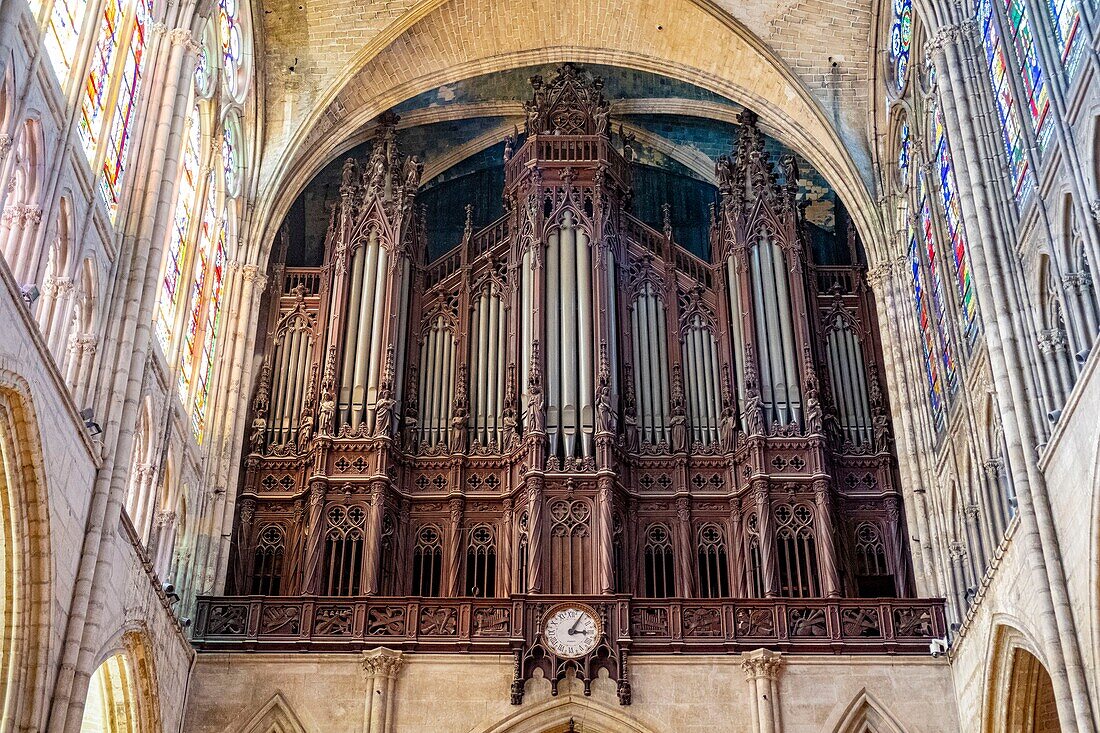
741 648 783 681
362 647 404 678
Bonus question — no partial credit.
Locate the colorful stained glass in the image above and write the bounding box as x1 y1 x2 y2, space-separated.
98 0 150 220
191 232 226 442
933 109 980 344
219 0 244 99
78 0 124 162
44 0 88 84
155 104 202 351
909 232 945 430
978 0 1033 201
1045 0 1082 73
194 42 212 96
221 120 240 196
898 121 912 182
889 0 913 89
918 172 958 394
177 174 218 404
1001 0 1053 151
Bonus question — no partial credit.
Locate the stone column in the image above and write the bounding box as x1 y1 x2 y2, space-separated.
812 480 841 597
596 476 615 594
742 649 783 733
674 496 695 597
362 648 404 733
444 497 464 597
363 479 387 595
525 476 544 593
728 497 746 596
752 480 777 597
301 479 328 594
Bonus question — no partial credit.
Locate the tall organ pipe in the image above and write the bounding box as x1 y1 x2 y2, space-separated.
654 294 670 443
725 257 746 412
350 235 380 430
701 328 718 442
630 306 646 442
750 244 774 424
760 242 787 425
547 230 561 450
561 214 578 456
771 241 801 424
850 331 871 445
606 252 620 401
339 245 367 424
495 293 506 444
477 289 491 444
577 229 594 457
521 249 533 424
486 290 500 445
469 295 483 444
365 245 390 427
635 297 653 443
279 329 301 442
268 330 290 444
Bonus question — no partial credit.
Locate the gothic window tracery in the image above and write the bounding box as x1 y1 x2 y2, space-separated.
412 525 443 597
888 0 913 90
549 498 591 594
324 505 365 596
464 524 496 597
251 524 285 595
775 503 819 598
696 523 730 598
643 523 675 598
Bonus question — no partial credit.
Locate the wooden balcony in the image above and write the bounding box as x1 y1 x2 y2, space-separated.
191 594 945 655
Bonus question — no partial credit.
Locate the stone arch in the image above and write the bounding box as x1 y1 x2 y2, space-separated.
1 117 45 281
0 373 52 731
473 695 661 733
231 692 309 733
252 0 883 270
79 627 163 733
825 688 909 733
981 621 1063 733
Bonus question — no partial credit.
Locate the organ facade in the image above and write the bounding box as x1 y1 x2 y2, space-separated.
198 64 943 698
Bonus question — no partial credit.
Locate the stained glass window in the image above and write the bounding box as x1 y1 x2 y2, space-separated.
98 0 150 220
194 42 212 96
898 121 912 181
889 0 913 89
909 232 945 430
155 104 202 351
1045 0 1082 73
219 0 244 99
978 0 1033 201
177 173 218 405
933 110 980 344
44 0 88 83
1000 0 1053 151
222 119 240 196
191 232 226 441
78 0 124 162
918 172 958 394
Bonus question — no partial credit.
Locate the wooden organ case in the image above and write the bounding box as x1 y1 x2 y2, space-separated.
200 65 945 703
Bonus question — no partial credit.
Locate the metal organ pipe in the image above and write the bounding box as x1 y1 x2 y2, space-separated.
521 249 533 424
577 228 594 457
635 294 653 443
486 288 500 445
560 213 578 457
351 234 380 431
366 245 390 428
546 229 561 451
339 244 367 425
654 293 670 443
750 243 774 425
606 252 619 402
267 330 290 445
477 288 491 445
468 294 482 445
771 239 801 424
280 329 302 443
495 292 506 445
850 330 872 445
725 256 746 412
760 241 787 425
701 327 718 443
630 304 646 442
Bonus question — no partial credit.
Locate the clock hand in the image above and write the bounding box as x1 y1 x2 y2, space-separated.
568 615 583 635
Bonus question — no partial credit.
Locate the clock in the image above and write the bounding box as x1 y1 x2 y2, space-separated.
542 603 602 659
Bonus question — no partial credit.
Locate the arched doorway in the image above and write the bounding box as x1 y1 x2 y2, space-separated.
1004 649 1061 733
80 655 138 733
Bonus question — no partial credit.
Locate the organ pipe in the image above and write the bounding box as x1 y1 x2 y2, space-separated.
826 316 872 448
683 318 721 445
418 316 456 448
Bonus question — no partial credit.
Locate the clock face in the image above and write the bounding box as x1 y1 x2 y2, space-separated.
543 604 601 659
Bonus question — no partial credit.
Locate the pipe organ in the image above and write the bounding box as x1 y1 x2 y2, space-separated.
233 66 916 642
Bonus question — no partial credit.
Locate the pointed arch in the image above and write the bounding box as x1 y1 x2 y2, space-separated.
0 373 51 731
473 694 660 733
981 621 1062 733
232 692 309 733
825 688 909 733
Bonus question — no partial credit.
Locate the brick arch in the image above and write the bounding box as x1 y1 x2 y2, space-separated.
0 373 53 730
252 0 883 270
